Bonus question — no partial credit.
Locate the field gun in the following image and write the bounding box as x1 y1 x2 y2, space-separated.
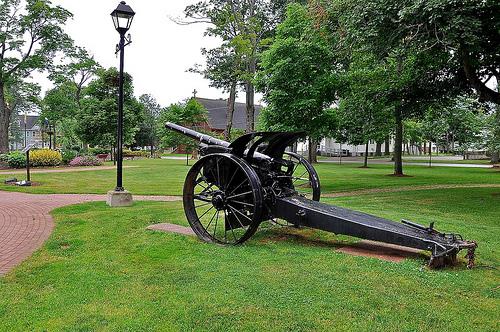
166 122 477 268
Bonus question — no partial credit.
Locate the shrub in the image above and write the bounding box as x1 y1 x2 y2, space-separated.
0 153 9 163
29 149 62 167
61 150 78 165
88 147 110 155
69 155 103 167
123 149 148 158
6 151 26 169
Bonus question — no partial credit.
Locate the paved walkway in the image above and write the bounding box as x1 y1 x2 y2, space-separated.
319 159 493 168
0 165 137 175
0 191 180 275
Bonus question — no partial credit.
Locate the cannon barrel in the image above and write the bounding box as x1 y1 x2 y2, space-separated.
166 122 272 161
166 122 230 147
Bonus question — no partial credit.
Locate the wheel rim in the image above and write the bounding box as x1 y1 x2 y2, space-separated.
183 154 262 244
284 152 321 201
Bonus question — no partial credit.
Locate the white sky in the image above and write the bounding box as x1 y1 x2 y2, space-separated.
34 0 258 107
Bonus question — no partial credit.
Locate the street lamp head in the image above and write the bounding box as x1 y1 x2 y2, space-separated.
111 1 135 34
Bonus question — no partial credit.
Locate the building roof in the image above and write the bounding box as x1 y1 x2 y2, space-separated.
195 97 262 131
17 115 39 131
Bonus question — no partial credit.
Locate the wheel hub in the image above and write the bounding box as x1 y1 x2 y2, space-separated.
211 191 226 210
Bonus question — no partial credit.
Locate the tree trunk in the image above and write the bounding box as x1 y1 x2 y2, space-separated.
0 83 11 153
394 108 404 175
384 137 390 155
375 141 382 156
492 108 500 163
492 151 499 163
225 81 237 141
363 142 369 167
428 142 432 167
308 138 318 164
245 77 255 133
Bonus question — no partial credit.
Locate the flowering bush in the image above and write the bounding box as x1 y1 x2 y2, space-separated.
69 155 103 167
29 149 62 167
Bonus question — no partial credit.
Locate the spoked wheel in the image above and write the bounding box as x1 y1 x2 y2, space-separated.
284 152 321 201
183 153 263 245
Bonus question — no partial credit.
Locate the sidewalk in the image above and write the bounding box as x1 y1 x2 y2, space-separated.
0 191 180 275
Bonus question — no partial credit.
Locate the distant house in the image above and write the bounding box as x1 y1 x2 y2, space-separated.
194 97 262 133
9 115 43 151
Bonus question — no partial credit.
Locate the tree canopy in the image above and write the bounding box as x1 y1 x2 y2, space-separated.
0 0 73 152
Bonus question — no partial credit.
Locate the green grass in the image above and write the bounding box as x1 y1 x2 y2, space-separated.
0 158 498 195
0 187 498 331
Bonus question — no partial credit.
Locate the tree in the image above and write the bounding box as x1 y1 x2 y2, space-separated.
390 0 500 106
157 98 208 154
330 0 500 167
76 68 143 148
422 96 485 157
421 106 449 163
182 0 281 132
190 44 243 140
328 0 461 175
134 94 161 155
258 3 337 163
5 80 41 148
48 46 100 108
0 0 73 153
337 54 393 167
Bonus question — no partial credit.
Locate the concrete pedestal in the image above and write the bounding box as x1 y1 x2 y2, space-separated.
106 190 133 207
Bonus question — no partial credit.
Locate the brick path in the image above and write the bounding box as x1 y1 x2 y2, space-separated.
0 191 180 275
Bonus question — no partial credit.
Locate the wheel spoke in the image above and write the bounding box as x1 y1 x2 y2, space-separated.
195 201 212 209
216 156 222 189
224 210 238 243
228 179 249 196
225 166 238 192
213 210 220 239
292 170 308 184
204 209 218 231
227 204 253 222
226 191 252 200
197 205 215 220
227 205 249 230
194 194 212 203
227 199 254 207
292 177 310 181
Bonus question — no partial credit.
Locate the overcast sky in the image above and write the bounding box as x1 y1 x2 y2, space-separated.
37 0 257 107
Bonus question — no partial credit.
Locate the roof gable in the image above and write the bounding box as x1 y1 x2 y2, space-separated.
195 97 262 130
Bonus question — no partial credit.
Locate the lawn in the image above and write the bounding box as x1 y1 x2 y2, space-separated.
0 158 498 195
0 187 498 331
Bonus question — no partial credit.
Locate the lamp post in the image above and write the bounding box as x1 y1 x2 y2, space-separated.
107 1 135 207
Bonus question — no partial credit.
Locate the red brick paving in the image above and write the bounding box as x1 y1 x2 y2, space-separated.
0 191 180 275
336 240 424 263
147 223 195 236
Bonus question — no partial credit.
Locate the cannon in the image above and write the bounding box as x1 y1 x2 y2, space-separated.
166 122 477 268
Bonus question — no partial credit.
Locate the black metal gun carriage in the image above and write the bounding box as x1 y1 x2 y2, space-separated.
166 122 477 268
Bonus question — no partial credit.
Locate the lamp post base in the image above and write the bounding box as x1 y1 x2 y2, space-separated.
106 189 133 207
